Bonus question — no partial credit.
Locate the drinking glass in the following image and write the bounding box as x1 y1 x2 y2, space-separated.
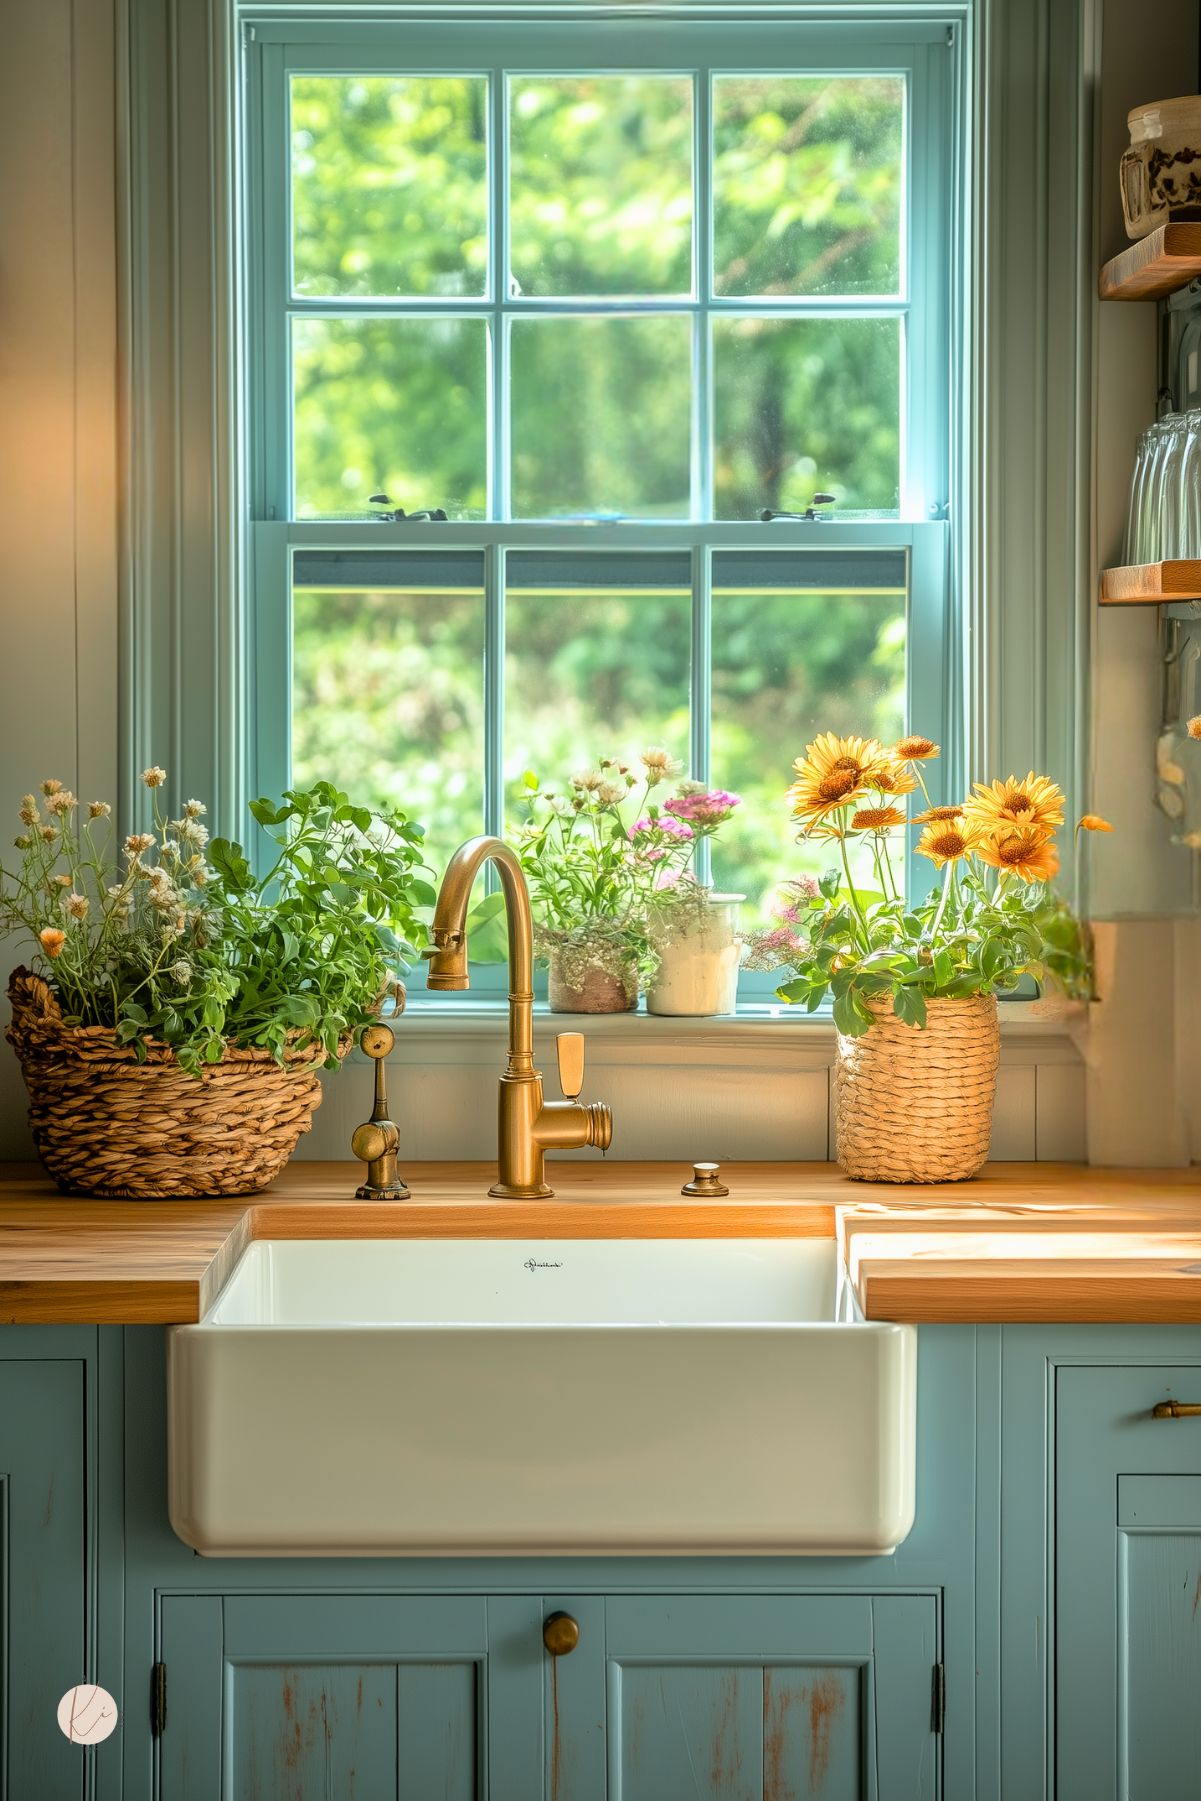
1178 409 1201 560
1124 426 1154 564
1153 413 1187 562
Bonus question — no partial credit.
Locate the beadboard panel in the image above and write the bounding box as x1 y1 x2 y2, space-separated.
301 1021 1084 1164
0 0 120 1162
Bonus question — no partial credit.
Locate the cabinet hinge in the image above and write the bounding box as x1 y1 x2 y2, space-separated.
931 1662 945 1734
151 1662 167 1738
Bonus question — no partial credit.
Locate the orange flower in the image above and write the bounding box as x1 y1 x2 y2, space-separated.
913 804 964 824
893 735 940 762
976 826 1060 883
38 927 66 959
850 805 907 832
1187 715 1201 740
1077 814 1114 834
965 772 1066 834
870 758 918 798
916 821 979 867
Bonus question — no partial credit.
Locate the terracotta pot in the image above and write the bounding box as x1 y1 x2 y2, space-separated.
547 955 637 1015
833 994 1000 1183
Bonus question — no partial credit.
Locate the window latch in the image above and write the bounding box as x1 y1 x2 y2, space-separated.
760 493 836 523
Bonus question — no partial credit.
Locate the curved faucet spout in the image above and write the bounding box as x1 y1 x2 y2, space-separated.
426 835 536 1076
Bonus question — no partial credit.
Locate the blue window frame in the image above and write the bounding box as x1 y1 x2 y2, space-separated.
243 12 959 999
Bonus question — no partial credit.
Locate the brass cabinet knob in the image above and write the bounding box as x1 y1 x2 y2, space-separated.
543 1612 580 1656
682 1161 729 1197
1152 1400 1201 1418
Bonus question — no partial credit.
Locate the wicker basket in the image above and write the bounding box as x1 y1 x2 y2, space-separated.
833 993 1000 1183
5 968 347 1198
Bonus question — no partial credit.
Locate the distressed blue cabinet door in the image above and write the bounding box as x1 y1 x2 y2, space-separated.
158 1593 487 1801
0 1360 87 1800
1057 1364 1201 1801
599 1595 938 1801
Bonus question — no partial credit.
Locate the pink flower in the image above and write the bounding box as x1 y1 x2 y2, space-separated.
663 789 741 826
631 815 693 841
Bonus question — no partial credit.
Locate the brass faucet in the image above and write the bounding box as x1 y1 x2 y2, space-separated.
425 835 613 1197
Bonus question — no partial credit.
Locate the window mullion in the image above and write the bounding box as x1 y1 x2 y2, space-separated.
484 541 506 851
491 65 508 521
690 543 713 886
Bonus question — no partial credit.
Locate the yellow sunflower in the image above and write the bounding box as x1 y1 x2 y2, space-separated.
799 733 889 785
964 772 1066 833
893 734 940 762
870 758 918 798
913 804 964 824
976 825 1060 883
916 821 979 866
788 764 869 822
850 805 907 832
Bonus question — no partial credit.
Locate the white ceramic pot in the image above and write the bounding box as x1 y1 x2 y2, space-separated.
1121 95 1201 239
646 893 744 1017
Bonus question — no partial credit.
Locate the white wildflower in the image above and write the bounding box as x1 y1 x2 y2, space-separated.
45 789 76 816
141 766 168 789
63 891 89 921
641 746 683 786
596 781 626 806
18 794 38 826
182 799 207 819
88 800 111 819
124 832 155 859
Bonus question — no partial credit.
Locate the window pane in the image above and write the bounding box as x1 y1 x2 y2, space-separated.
510 316 692 518
713 76 904 297
291 550 486 879
713 316 900 518
710 550 907 920
504 552 691 815
290 76 488 298
508 76 693 297
292 317 488 519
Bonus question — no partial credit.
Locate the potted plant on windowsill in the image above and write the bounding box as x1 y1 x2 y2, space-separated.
516 750 741 1014
745 732 1108 1183
1 770 432 1197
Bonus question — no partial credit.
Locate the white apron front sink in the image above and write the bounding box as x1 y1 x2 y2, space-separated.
167 1237 915 1556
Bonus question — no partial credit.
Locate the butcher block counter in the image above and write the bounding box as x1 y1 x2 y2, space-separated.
0 1158 1198 1325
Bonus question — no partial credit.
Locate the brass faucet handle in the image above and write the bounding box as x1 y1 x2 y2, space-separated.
555 1032 586 1101
682 1161 729 1198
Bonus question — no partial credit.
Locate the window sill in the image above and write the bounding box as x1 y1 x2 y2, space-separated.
386 996 1086 1064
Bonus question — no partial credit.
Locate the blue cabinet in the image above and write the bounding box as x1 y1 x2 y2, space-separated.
155 1589 937 1800
596 1594 937 1801
159 1593 488 1800
1056 1362 1201 1801
0 1358 88 1799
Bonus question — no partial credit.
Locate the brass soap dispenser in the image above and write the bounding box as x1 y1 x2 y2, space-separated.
350 1020 409 1200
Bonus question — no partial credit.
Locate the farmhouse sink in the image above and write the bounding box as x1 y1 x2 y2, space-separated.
167 1237 916 1557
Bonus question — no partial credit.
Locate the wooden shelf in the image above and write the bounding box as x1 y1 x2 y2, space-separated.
1099 222 1201 300
1100 560 1201 603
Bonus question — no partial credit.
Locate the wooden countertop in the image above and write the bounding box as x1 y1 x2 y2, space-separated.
0 1160 1198 1326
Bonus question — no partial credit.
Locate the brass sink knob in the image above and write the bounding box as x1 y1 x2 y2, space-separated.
682 1161 729 1198
351 1023 410 1200
543 1612 580 1656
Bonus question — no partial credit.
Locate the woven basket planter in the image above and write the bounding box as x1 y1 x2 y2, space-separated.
5 968 347 1199
833 993 1000 1183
